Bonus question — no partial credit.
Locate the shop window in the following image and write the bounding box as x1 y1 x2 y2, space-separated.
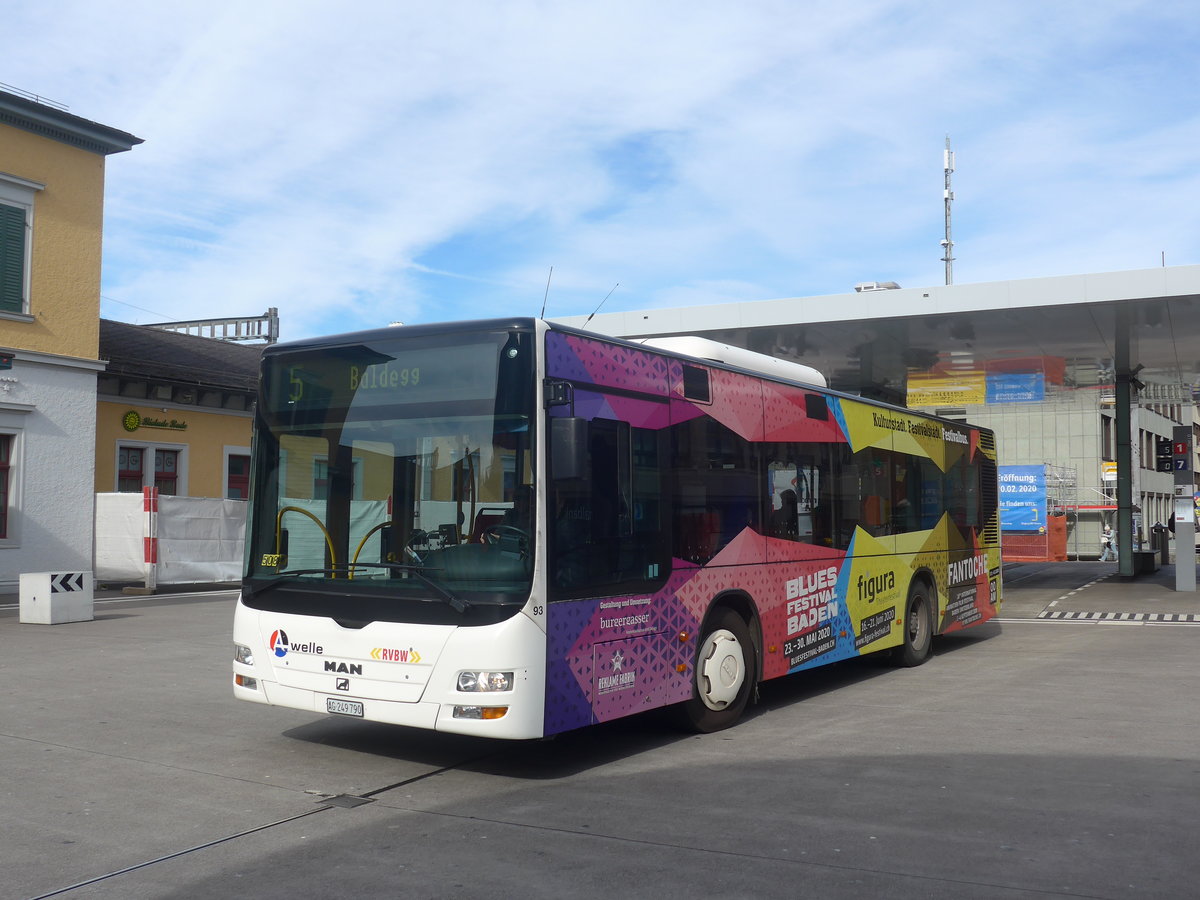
118 446 145 492
227 454 250 499
118 444 186 494
155 449 179 495
313 456 362 500
313 459 329 500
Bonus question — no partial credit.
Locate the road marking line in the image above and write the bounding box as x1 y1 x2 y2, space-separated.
997 614 1200 627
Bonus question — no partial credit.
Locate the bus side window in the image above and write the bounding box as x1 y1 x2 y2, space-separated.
550 414 667 594
890 456 925 534
917 457 944 530
765 444 834 547
669 416 756 564
945 459 979 531
857 448 892 537
830 444 858 550
769 485 799 540
766 454 799 540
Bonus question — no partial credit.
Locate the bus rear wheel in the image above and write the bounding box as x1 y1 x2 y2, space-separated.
894 580 934 667
678 609 756 733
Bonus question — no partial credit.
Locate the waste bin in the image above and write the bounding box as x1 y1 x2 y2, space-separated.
1152 523 1171 566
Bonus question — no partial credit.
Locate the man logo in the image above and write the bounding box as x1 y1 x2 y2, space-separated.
336 678 350 692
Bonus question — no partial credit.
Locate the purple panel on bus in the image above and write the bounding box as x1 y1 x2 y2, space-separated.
544 565 700 735
546 331 671 397
544 600 597 734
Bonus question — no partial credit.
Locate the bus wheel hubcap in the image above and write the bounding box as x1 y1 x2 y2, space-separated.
909 599 927 645
698 629 744 710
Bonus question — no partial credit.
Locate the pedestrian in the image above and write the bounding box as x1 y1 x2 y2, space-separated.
1099 524 1116 561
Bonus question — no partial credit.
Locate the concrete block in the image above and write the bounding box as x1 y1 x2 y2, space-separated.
19 572 94 624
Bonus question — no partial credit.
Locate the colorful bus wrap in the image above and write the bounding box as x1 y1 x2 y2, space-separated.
234 319 1000 739
540 329 1000 735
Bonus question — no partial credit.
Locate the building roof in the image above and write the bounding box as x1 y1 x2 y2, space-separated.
99 319 264 393
0 89 142 155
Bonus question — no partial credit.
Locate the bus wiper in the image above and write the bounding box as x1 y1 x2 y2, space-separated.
247 563 469 613
346 562 471 613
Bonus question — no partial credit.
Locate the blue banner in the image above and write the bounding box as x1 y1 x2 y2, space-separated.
987 373 1045 403
998 465 1046 532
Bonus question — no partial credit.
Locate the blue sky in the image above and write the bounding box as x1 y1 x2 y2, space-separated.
5 1 1199 341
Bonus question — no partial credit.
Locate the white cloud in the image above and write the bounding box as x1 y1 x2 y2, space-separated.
6 0 1199 338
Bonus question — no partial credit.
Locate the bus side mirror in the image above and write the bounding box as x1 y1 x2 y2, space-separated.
551 417 587 481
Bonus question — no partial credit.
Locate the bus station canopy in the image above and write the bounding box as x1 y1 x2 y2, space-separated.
555 264 1200 405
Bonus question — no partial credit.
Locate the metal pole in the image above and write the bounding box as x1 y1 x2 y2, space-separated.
1114 304 1135 576
1174 418 1196 591
942 137 954 286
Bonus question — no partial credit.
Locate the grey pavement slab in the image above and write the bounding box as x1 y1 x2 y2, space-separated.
1 570 1197 899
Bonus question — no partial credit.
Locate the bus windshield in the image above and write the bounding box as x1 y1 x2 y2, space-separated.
242 326 536 624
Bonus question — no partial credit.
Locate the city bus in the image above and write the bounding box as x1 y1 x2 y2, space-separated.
232 317 1001 738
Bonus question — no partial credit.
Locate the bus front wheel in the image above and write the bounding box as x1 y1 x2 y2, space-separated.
678 609 756 733
894 580 934 667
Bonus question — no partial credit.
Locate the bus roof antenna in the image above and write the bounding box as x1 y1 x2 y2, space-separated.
583 283 619 329
540 266 554 318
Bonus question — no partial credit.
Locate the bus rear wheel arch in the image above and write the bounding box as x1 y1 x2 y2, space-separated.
678 607 758 733
893 576 934 667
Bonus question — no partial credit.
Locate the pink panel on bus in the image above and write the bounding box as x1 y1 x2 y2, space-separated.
672 365 765 442
570 389 672 430
762 381 845 443
545 529 854 733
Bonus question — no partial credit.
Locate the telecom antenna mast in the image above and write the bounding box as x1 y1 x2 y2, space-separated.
941 136 955 285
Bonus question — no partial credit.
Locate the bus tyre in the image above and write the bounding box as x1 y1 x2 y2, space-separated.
895 580 933 667
679 609 756 733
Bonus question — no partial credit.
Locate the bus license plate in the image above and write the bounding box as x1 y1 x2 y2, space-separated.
326 697 364 717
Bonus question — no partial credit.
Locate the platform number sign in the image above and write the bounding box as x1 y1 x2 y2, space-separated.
1156 438 1175 472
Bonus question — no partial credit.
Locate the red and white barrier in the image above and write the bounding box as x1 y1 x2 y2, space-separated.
143 486 159 591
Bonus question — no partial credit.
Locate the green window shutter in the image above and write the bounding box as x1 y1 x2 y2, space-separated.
0 203 27 314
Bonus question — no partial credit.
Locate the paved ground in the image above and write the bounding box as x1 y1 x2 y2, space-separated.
1 563 1197 899
1000 560 1200 621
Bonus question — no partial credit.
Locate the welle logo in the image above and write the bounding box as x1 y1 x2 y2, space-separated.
269 629 324 658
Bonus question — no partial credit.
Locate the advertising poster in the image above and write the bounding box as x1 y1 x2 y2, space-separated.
906 371 987 407
986 372 1045 403
998 465 1046 532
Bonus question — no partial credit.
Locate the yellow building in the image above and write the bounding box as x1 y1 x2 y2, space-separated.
95 320 262 500
0 88 140 590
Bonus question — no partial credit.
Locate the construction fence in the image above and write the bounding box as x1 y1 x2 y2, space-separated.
95 490 246 587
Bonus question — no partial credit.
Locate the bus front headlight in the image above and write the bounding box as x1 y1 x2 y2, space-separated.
456 670 513 692
234 643 255 665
